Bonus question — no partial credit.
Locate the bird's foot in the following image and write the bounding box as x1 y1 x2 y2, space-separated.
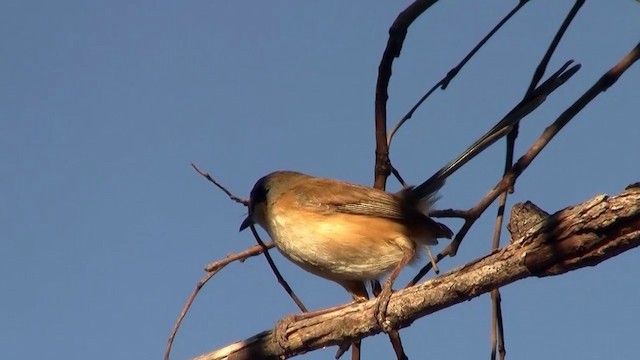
373 284 397 333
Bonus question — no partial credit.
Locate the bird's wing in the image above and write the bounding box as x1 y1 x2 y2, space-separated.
291 177 453 239
293 178 406 219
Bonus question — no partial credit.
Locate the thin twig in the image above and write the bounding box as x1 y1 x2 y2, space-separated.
191 163 248 206
489 2 585 358
374 0 440 190
508 41 640 180
372 2 441 358
165 165 280 360
410 60 580 199
249 225 308 313
490 289 506 360
204 241 274 272
387 0 530 146
351 342 361 360
526 0 585 95
408 42 639 286
164 270 217 360
166 242 278 358
165 165 252 360
388 330 409 360
191 164 306 307
390 164 409 188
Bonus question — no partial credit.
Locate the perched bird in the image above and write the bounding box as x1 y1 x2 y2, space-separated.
239 102 530 328
239 171 452 303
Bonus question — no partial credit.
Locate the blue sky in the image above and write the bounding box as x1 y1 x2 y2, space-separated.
1 1 639 359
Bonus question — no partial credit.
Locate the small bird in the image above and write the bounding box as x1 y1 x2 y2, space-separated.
239 171 452 305
239 107 527 329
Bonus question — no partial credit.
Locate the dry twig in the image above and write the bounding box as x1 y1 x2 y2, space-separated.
489 2 586 358
165 167 300 360
191 163 248 206
374 0 440 190
203 242 274 272
386 0 531 146
410 41 640 286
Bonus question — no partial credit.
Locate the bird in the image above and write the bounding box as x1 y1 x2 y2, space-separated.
238 101 531 330
239 171 452 305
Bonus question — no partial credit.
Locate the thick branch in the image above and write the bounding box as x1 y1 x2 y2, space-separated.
195 186 640 360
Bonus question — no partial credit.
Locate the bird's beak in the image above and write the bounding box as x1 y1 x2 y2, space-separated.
239 216 253 231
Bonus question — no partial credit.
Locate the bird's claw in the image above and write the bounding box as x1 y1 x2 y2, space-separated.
373 286 396 333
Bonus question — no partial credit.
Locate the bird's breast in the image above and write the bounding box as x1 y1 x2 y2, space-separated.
264 209 417 281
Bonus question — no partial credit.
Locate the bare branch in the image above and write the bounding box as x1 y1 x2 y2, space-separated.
490 2 585 357
191 163 248 206
411 41 640 285
249 225 308 313
195 186 640 360
190 163 307 309
203 242 274 272
526 0 585 95
374 0 440 190
411 60 580 199
387 0 530 146
166 165 253 360
165 271 217 360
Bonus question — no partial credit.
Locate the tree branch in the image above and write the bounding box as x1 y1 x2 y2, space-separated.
374 0 440 190
194 186 640 360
